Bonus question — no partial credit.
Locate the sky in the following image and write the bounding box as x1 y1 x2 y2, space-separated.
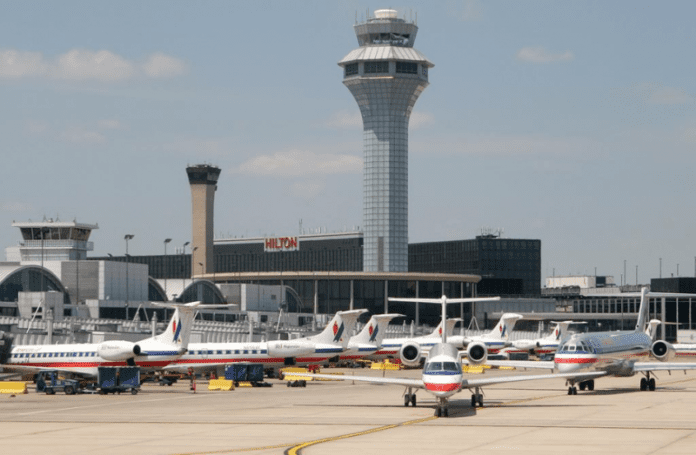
1 1 695 285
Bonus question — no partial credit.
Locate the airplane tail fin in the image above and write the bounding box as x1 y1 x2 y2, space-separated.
425 318 462 338
145 302 227 351
487 313 523 341
548 321 587 343
646 319 661 339
352 313 403 346
307 310 367 349
635 287 649 333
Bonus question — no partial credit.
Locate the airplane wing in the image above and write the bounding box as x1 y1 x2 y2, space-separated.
283 372 425 389
633 362 696 373
463 359 556 370
462 370 608 388
283 370 607 390
2 364 97 377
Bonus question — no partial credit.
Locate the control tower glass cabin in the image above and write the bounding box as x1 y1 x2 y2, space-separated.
338 9 433 272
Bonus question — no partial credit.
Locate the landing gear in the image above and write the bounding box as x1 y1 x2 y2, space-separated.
567 386 577 395
403 388 417 407
578 380 595 391
470 387 484 408
640 373 656 391
435 398 450 417
470 393 484 407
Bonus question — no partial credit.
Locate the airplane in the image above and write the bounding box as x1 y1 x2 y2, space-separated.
498 320 587 358
0 302 216 378
481 288 696 394
367 317 463 364
337 313 404 362
449 313 523 355
284 296 594 417
163 309 366 377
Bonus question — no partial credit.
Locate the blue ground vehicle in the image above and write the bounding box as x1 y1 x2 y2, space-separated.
98 367 140 394
36 371 82 395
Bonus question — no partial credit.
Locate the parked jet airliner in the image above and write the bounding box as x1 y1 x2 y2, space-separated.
0 302 217 377
483 288 696 394
164 310 365 377
285 296 593 417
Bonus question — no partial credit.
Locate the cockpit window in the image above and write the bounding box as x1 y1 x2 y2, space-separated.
443 362 459 372
425 362 442 372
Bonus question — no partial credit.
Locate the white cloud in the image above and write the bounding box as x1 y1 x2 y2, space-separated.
0 49 47 77
53 49 135 81
516 47 574 63
142 52 187 78
410 112 435 129
59 127 106 145
0 48 187 82
649 86 693 105
235 150 363 177
98 119 123 130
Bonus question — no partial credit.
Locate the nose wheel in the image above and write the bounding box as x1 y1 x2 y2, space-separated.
435 398 450 417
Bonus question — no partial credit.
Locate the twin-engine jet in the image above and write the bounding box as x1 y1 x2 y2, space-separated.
499 320 587 358
482 288 696 394
0 302 218 377
163 309 366 376
285 296 589 417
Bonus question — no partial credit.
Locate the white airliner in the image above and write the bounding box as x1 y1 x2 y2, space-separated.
0 302 213 377
163 309 366 376
499 320 587 358
484 288 696 394
285 296 591 417
338 313 403 362
449 313 523 355
367 317 463 364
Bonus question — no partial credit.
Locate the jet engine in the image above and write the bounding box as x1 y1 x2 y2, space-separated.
651 340 676 362
466 341 488 365
511 339 536 351
399 343 422 367
97 340 141 361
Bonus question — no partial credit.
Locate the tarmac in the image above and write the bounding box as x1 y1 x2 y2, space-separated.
2 367 696 455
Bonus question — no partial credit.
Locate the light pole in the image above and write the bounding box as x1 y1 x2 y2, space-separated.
164 238 172 301
192 246 198 277
125 234 134 318
182 241 190 302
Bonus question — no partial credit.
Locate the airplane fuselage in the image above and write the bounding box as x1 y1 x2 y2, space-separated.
554 331 652 376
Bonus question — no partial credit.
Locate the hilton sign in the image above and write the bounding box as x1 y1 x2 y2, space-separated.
264 236 300 252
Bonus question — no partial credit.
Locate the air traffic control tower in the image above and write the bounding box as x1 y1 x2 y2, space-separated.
339 9 433 272
186 164 221 277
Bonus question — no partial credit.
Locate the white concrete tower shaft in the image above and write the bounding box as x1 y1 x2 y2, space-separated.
339 9 433 272
186 165 221 277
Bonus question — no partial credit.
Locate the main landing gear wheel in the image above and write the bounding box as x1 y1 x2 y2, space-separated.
640 377 647 391
470 393 483 407
568 386 577 395
649 378 656 391
411 394 417 407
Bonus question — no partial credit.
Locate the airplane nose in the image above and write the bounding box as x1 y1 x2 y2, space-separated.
555 358 585 374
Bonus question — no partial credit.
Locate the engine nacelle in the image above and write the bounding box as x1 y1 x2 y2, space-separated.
511 339 536 351
399 343 422 367
466 341 488 365
97 340 141 361
651 340 676 362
